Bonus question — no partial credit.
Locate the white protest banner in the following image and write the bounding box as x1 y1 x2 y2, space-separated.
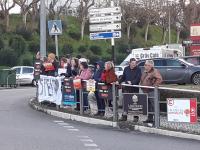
38 75 62 105
167 98 197 123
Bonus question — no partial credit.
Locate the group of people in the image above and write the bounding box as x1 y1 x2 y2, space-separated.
35 52 163 123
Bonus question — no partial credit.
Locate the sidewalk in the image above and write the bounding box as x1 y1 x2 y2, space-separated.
29 98 200 141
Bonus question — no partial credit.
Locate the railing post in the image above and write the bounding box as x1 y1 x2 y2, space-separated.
154 86 160 128
79 89 84 115
112 83 118 122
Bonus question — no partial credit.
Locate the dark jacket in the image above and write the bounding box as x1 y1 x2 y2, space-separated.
119 65 141 93
93 61 104 82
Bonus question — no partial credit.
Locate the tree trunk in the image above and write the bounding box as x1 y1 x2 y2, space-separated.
163 30 167 44
81 19 86 40
176 30 180 44
127 24 131 40
5 13 9 31
145 22 150 42
23 12 28 27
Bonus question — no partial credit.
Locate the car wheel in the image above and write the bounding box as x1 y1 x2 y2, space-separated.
32 80 37 86
191 72 200 85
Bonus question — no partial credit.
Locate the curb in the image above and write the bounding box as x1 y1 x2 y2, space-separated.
134 125 200 141
29 98 118 128
29 98 200 141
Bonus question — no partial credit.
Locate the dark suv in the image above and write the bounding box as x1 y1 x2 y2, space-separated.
137 58 200 85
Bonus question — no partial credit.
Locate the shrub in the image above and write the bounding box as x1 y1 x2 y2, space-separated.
0 37 4 49
19 52 33 66
15 25 32 40
89 45 102 55
62 44 73 55
9 35 27 56
28 41 40 53
68 31 81 40
78 45 87 53
0 48 17 66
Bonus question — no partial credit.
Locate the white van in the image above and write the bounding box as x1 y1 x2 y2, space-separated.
120 44 184 66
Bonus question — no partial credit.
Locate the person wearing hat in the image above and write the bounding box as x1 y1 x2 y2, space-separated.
140 59 162 123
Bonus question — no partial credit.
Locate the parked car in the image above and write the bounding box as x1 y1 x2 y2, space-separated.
11 66 36 86
137 58 200 85
181 56 200 66
114 66 126 78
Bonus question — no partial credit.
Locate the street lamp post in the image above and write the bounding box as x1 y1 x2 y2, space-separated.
40 0 47 58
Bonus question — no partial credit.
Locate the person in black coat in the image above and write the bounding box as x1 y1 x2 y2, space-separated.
93 61 105 116
119 58 142 121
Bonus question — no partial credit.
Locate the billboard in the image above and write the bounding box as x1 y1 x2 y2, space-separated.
190 24 200 55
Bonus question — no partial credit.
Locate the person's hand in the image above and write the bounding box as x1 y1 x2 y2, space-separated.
115 81 119 85
127 81 131 84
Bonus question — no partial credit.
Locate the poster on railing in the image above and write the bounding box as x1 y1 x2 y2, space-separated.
38 75 62 105
86 80 96 92
167 98 197 123
123 93 148 115
98 83 109 99
62 78 76 106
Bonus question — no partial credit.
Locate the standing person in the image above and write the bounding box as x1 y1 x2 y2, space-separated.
101 61 118 113
140 60 162 123
71 57 79 77
42 53 58 76
119 58 142 121
75 61 92 110
92 61 105 116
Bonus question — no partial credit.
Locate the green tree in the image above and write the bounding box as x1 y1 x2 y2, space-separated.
9 35 27 56
0 48 17 66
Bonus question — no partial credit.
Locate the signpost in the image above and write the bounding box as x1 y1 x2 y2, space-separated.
89 1 121 64
167 98 197 123
90 31 121 40
48 20 63 58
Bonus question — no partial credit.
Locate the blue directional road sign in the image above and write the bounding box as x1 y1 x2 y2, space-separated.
48 20 62 35
90 31 121 40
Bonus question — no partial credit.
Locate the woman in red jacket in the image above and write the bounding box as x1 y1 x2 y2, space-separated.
101 61 118 111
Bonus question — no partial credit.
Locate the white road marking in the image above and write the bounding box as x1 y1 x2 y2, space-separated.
87 149 101 150
57 122 69 126
80 139 93 142
77 136 90 138
84 143 98 147
67 129 79 131
63 126 74 128
53 120 64 123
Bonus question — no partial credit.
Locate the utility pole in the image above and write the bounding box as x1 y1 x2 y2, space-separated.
111 1 116 64
40 0 47 58
168 0 171 44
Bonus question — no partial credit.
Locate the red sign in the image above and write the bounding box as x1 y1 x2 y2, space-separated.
190 24 200 55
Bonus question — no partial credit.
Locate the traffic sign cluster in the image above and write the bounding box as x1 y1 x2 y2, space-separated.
89 6 122 40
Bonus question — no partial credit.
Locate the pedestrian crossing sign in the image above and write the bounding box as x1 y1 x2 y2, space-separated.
48 20 62 35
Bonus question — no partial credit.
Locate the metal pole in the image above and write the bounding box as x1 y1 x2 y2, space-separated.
79 89 83 115
55 35 59 58
154 86 160 128
111 1 115 64
168 1 171 44
112 83 118 122
40 0 47 58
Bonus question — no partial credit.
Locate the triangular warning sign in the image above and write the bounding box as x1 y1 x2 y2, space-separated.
50 23 61 34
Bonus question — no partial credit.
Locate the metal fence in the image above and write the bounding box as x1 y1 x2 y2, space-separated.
36 76 200 129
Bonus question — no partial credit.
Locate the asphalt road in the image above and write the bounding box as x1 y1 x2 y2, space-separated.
0 87 199 150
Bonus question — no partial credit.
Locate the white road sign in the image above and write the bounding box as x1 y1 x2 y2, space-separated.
89 14 121 23
89 23 121 32
89 7 121 15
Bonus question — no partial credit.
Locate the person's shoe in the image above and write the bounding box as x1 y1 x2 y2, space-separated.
119 115 127 121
